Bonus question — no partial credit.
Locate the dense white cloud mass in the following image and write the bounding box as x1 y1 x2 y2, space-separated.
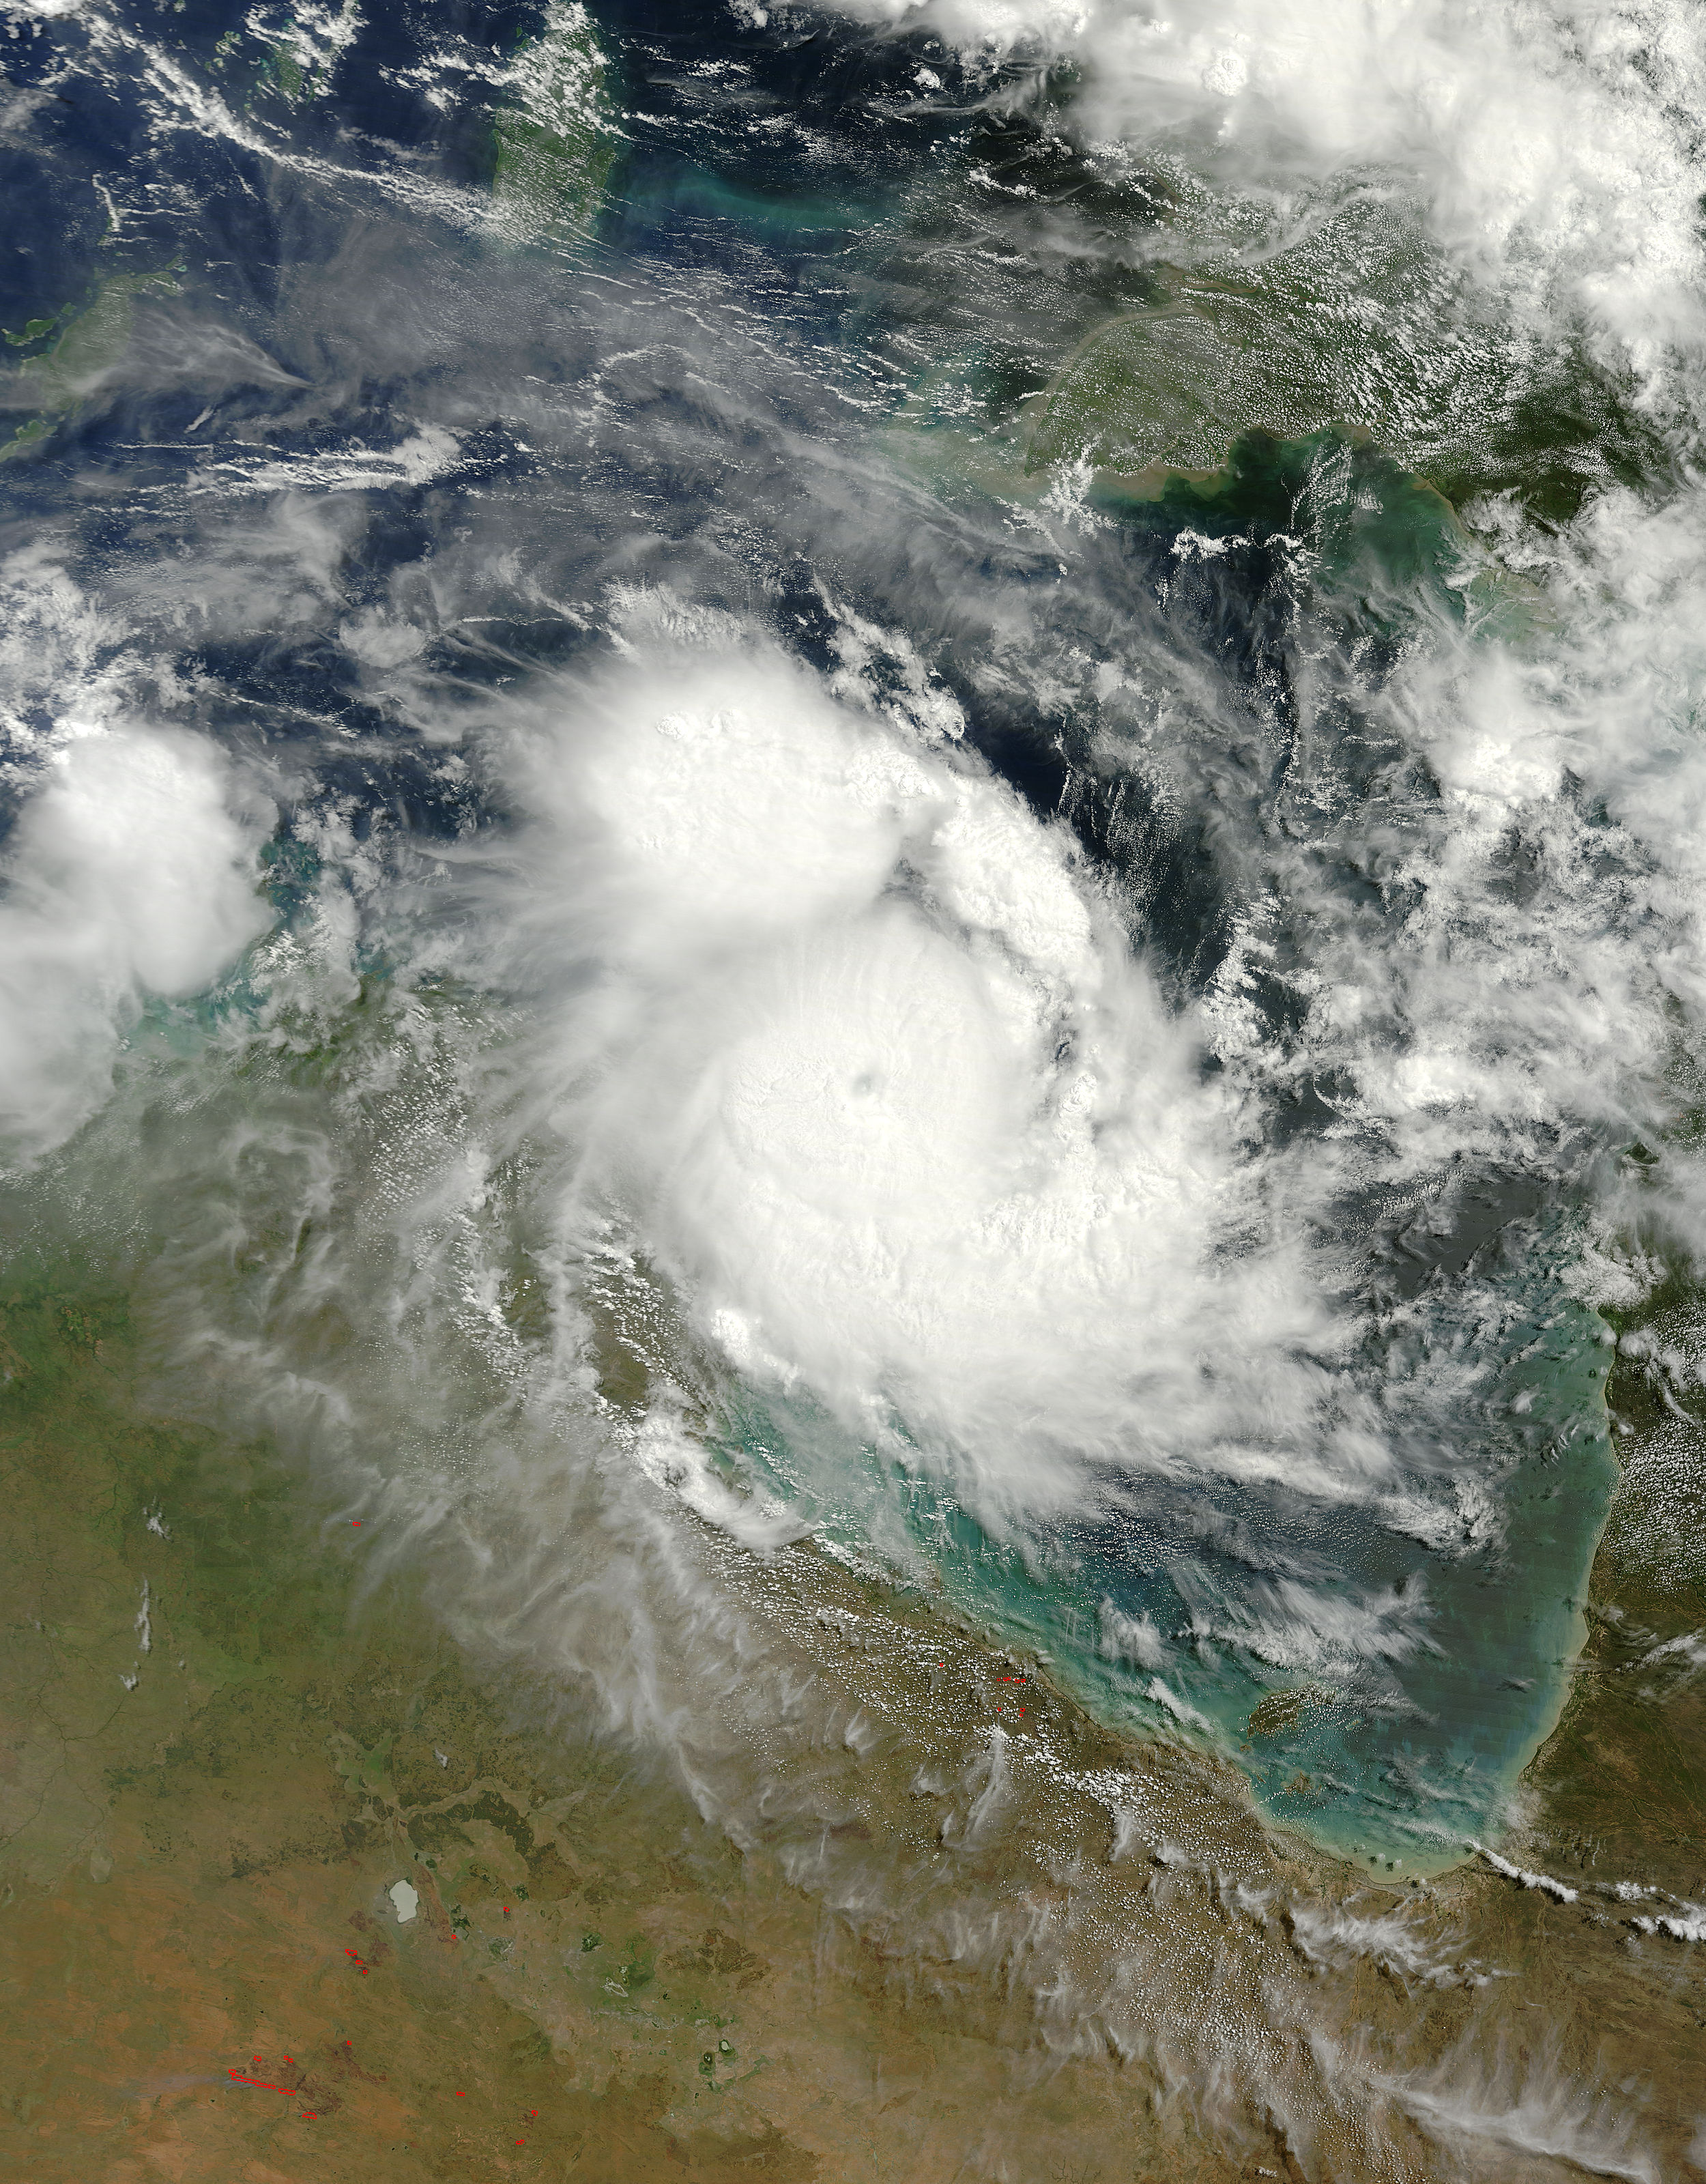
0 728 270 1160
832 0 1706 353
497 642 1365 1527
3 0 1704 2169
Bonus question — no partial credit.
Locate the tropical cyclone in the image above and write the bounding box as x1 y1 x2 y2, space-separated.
2 0 1705 2176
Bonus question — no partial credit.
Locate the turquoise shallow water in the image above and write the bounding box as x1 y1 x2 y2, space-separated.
98 410 1622 1877
0 0 1687 1906
713 1264 1618 1873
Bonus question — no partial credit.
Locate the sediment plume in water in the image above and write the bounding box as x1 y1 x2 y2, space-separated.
3 0 1706 2175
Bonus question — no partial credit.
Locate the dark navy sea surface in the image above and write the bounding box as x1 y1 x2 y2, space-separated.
0 0 1692 1876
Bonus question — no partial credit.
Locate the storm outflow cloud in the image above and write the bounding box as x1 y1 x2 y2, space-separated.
494 641 1357 1529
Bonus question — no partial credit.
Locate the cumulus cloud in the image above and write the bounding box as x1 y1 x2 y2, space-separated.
1288 1900 1492 1988
1099 1596 1169 1671
1194 1574 1438 1680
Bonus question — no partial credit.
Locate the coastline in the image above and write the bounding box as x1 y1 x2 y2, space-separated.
4 1271 1703 2181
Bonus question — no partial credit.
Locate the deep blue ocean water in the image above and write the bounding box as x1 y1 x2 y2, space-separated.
0 0 1686 1876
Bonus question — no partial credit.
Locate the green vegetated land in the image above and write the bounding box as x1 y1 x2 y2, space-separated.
0 1273 1259 2183
1015 242 1706 1939
1024 235 1672 527
207 1 362 109
0 0 618 472
0 1276 811 2180
1 266 180 463
1522 1269 1706 1901
4 1251 1705 2181
490 1 620 243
